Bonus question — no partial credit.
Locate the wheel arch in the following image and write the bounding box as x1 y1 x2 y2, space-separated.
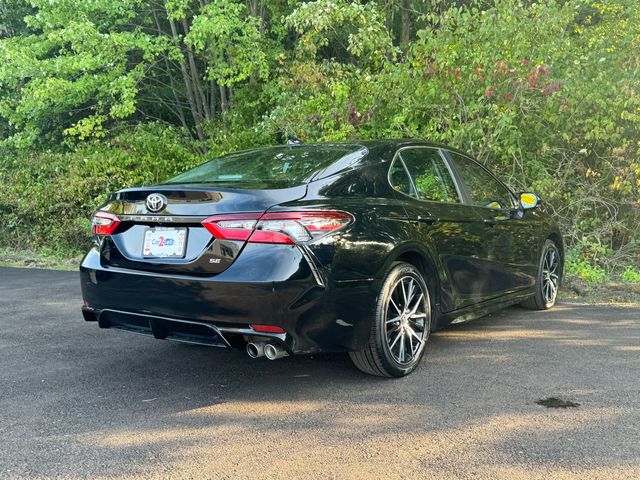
547 231 564 253
546 231 565 281
376 243 442 326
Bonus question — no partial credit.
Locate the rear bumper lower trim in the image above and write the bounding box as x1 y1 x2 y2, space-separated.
91 308 289 349
98 309 232 348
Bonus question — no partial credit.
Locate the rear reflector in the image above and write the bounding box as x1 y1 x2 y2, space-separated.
201 211 351 244
91 211 121 236
250 324 286 334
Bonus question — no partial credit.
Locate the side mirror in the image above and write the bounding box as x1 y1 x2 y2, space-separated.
519 192 540 210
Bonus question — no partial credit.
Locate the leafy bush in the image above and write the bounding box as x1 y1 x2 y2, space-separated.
565 247 608 284
0 123 201 255
622 267 640 284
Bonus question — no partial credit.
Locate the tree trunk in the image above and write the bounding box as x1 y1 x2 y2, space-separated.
210 79 216 119
400 0 411 45
219 84 228 113
180 18 211 122
152 10 190 133
401 0 411 45
247 0 259 17
166 14 206 143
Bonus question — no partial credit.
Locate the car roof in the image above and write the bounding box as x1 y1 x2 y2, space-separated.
270 140 475 183
280 140 472 163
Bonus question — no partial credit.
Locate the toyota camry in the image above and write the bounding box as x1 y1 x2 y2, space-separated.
80 141 563 377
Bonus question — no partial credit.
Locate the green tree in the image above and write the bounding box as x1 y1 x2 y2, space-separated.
0 0 167 147
0 0 638 275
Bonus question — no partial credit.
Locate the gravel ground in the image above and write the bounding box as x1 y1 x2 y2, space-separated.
0 267 639 479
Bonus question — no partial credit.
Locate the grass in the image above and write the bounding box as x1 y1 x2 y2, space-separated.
560 274 640 305
0 247 81 271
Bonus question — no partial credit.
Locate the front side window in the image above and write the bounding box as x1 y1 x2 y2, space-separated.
448 152 516 209
398 148 460 203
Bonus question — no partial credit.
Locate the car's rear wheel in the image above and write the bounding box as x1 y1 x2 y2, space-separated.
521 239 561 310
350 262 431 377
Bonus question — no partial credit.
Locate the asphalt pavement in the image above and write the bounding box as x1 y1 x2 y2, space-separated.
0 267 639 479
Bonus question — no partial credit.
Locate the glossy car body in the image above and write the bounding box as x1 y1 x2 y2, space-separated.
80 141 563 367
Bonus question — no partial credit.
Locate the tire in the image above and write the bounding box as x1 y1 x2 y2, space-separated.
521 239 562 310
350 262 431 377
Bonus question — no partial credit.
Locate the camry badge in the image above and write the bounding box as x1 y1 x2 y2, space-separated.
146 193 167 213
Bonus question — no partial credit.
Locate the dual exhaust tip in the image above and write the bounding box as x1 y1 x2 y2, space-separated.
246 342 288 360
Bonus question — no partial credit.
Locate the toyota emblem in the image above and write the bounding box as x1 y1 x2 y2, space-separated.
146 193 167 213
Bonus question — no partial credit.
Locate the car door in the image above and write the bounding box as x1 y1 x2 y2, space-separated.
444 150 538 296
390 147 493 312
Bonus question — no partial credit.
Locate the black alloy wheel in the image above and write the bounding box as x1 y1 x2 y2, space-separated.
350 262 431 377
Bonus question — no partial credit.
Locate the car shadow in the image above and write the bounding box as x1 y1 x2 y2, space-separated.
2 272 639 479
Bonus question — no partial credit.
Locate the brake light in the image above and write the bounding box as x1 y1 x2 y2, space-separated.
253 211 352 243
91 211 120 235
250 324 286 334
201 213 262 241
201 211 351 244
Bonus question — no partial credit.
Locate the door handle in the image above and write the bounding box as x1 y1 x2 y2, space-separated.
483 218 497 227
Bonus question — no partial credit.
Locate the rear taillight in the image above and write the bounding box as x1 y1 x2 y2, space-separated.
201 211 352 244
91 211 120 236
201 213 262 241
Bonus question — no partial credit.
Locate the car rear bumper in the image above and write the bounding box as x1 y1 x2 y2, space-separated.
80 244 376 354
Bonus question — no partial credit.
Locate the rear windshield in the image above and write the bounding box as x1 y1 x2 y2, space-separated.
165 145 366 187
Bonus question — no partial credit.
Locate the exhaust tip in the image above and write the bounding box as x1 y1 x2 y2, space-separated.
246 342 265 358
264 343 288 360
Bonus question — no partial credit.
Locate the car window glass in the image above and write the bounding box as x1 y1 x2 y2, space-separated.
389 158 416 197
448 152 515 209
399 148 459 203
166 145 366 187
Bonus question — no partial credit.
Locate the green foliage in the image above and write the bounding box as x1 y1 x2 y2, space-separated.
265 0 640 273
565 247 608 284
621 267 640 284
0 123 200 254
285 0 396 67
186 1 269 86
0 0 638 275
0 0 168 147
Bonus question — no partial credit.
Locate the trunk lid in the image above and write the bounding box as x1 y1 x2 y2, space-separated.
99 184 307 275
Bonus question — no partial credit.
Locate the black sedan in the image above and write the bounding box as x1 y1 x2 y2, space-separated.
80 141 563 377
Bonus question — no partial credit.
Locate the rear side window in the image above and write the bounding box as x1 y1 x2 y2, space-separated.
389 158 416 197
166 145 366 187
398 148 460 203
448 152 516 209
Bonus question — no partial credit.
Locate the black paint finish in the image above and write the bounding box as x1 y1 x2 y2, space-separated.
80 140 563 355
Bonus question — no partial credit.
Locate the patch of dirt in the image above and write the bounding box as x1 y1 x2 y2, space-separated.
0 250 80 271
561 275 640 305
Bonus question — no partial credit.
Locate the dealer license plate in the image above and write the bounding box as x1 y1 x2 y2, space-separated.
143 227 187 258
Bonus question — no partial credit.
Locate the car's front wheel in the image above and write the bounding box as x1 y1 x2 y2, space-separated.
350 262 431 377
521 239 562 310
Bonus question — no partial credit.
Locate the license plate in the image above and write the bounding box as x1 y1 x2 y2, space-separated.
143 227 187 258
